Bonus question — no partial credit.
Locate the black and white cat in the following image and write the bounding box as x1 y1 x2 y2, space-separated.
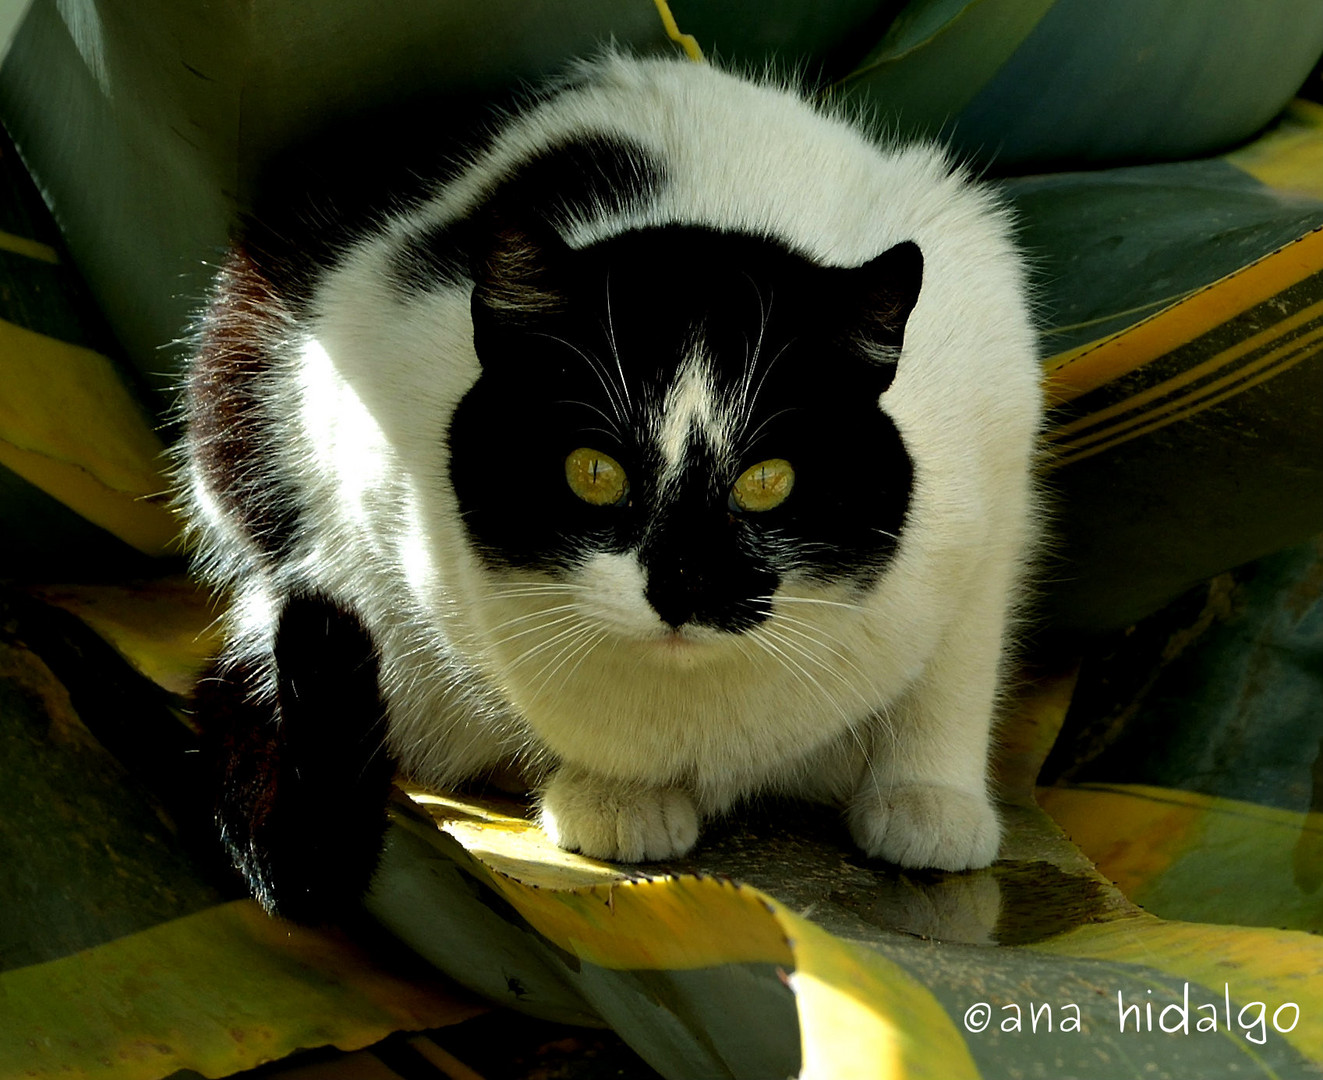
180 53 1042 917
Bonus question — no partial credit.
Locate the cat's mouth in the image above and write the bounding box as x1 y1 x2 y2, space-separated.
657 628 697 648
637 623 731 662
638 628 710 669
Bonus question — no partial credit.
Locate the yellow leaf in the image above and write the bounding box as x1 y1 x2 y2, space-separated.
0 901 482 1080
0 318 177 555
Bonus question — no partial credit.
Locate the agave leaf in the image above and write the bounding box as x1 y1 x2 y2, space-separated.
371 773 1323 1079
0 901 483 1080
26 579 221 699
1018 101 1323 632
1040 784 1323 934
836 0 1323 170
834 0 1056 131
1227 99 1323 201
1038 531 1323 935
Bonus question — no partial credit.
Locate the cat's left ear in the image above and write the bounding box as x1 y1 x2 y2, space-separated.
469 211 578 367
834 240 924 363
470 212 574 328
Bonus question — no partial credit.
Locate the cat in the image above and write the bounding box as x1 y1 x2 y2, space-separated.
178 52 1042 919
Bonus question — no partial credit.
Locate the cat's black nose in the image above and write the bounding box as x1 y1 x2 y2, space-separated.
646 562 703 629
644 556 776 633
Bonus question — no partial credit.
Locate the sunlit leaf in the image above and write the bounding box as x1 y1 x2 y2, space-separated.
0 902 483 1080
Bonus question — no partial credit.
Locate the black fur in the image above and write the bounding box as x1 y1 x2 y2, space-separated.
391 134 666 298
492 133 666 234
200 592 396 920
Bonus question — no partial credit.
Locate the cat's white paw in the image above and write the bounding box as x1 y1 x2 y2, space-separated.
538 770 699 862
848 783 1000 871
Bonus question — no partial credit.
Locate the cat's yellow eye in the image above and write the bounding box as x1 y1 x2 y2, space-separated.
731 458 795 512
565 447 629 506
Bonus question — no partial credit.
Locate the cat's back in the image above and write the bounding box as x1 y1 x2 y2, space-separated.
395 54 1020 289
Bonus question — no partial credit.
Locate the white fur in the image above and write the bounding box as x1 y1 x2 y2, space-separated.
183 55 1042 869
656 353 728 479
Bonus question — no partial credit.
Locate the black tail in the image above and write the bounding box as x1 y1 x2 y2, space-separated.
197 591 397 921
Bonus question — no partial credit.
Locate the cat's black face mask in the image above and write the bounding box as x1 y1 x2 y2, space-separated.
449 222 921 634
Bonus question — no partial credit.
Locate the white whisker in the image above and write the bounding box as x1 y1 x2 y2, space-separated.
602 272 634 412
533 331 630 426
739 628 872 758
735 274 771 427
482 604 582 637
748 626 885 789
532 625 609 701
740 405 796 451
737 338 796 443
482 581 589 600
770 614 876 687
491 610 586 649
521 623 601 698
771 593 866 613
759 624 874 715
560 400 624 440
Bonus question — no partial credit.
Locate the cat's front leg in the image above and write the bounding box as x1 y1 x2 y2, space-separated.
848 598 1007 871
538 764 699 862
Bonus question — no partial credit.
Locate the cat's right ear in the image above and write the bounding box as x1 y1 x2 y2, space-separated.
846 240 924 353
818 240 924 394
469 212 574 351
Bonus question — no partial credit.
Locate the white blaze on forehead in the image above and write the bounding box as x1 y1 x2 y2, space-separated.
656 353 729 480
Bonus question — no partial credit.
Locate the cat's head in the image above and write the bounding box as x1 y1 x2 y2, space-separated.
447 214 923 659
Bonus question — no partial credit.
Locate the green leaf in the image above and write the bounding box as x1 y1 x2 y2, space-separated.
835 0 1056 129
